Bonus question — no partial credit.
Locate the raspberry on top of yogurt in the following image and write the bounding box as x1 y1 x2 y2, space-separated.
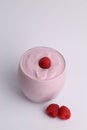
21 47 65 80
39 57 51 69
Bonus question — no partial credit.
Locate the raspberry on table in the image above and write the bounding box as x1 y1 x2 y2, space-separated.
58 106 71 120
46 104 59 118
39 57 51 69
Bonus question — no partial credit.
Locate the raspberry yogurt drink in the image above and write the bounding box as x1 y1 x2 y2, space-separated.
18 47 66 103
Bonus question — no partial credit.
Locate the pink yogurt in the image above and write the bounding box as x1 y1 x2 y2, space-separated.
18 47 66 103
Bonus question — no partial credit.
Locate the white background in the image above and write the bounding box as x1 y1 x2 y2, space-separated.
0 0 87 130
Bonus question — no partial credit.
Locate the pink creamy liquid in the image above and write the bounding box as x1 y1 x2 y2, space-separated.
19 47 66 103
21 47 65 80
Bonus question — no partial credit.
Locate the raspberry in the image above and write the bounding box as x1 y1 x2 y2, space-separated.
39 57 51 69
58 106 71 120
46 104 59 118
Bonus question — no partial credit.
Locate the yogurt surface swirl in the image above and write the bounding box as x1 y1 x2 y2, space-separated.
21 47 65 80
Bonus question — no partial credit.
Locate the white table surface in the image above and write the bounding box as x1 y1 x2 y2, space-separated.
0 0 87 130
